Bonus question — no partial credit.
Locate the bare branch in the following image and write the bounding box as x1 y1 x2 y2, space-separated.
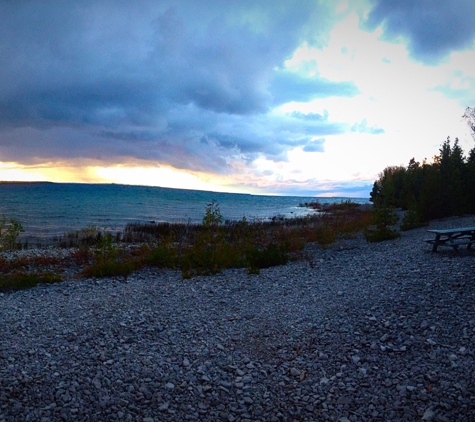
462 106 475 140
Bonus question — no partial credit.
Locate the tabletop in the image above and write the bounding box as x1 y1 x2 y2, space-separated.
427 227 475 234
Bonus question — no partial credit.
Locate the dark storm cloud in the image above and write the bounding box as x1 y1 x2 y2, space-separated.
0 0 328 119
365 0 475 64
0 0 353 172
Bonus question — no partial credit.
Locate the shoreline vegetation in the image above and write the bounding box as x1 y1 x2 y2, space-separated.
1 200 378 291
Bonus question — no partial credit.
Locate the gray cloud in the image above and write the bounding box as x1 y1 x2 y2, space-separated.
0 0 332 123
365 0 475 64
0 0 352 175
0 102 349 176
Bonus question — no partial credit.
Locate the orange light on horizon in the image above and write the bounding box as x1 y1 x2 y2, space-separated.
0 161 249 194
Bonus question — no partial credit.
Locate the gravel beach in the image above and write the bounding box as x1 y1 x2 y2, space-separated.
1 216 475 422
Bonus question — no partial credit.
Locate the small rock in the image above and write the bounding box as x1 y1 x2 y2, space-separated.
289 367 300 377
243 396 253 404
422 408 435 420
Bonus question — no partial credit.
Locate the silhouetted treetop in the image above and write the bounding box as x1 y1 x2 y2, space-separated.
370 134 475 221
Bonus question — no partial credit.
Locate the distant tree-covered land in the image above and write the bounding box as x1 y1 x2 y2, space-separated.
370 107 475 222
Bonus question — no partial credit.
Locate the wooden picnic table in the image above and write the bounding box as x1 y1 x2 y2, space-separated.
425 227 475 252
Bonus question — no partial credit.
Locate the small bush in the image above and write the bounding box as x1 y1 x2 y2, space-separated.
400 209 428 231
312 226 336 245
364 207 401 242
245 243 289 273
0 215 24 250
148 243 179 268
83 231 137 278
83 260 135 278
203 200 223 228
0 271 62 291
94 232 116 264
180 242 242 278
364 227 401 242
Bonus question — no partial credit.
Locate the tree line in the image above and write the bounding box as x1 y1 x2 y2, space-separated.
370 107 475 223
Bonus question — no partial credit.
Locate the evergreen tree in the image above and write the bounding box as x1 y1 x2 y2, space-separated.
370 133 475 222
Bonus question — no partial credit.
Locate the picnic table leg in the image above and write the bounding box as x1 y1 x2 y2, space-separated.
469 232 475 250
432 234 440 252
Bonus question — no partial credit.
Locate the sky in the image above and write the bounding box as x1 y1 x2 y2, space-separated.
1 0 474 198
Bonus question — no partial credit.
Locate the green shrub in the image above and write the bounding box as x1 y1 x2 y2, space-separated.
94 232 116 264
203 200 223 227
364 227 400 242
0 215 24 250
364 207 401 242
83 260 135 278
148 243 179 268
83 231 136 278
400 209 428 231
312 225 336 245
0 271 62 291
180 242 242 278
245 243 289 274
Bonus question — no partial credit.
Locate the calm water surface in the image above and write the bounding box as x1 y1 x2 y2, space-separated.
0 183 370 240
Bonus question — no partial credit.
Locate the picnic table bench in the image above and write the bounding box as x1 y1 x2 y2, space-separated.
425 227 475 252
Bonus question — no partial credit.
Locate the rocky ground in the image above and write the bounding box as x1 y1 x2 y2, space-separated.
1 216 475 422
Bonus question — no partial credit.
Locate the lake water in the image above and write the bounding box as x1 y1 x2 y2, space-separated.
0 182 370 241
